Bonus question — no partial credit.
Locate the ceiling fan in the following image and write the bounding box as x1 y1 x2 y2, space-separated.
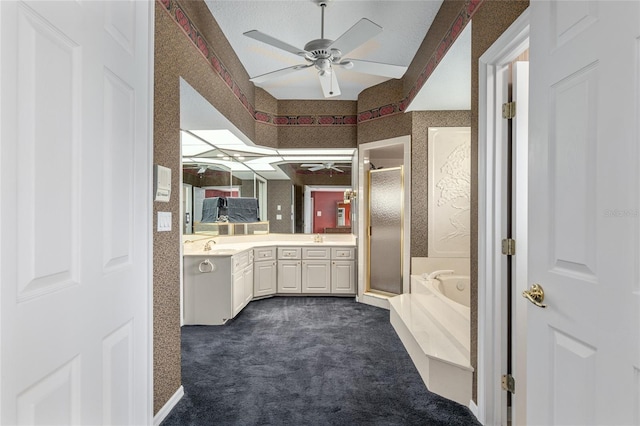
243 0 407 98
183 164 228 174
300 162 348 172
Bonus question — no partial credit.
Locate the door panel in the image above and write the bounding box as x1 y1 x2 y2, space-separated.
16 2 80 300
302 261 331 292
528 1 639 424
277 261 301 293
368 167 403 294
1 1 152 424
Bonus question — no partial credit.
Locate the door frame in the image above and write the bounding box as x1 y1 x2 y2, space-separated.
477 9 529 425
357 136 411 309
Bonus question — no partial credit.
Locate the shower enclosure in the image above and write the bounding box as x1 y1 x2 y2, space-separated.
367 167 404 295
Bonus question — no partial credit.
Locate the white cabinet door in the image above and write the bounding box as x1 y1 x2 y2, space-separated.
254 260 277 297
278 260 301 293
232 271 244 317
183 256 232 325
243 264 254 306
302 260 331 293
331 260 356 294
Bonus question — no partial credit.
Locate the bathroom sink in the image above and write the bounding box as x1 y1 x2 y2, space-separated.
208 249 237 255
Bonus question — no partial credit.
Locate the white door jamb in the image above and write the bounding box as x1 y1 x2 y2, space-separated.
477 9 529 425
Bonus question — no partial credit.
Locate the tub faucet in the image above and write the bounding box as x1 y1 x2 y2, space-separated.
423 269 455 280
204 239 217 251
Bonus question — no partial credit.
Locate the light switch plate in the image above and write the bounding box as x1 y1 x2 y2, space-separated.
158 212 172 232
317 211 322 217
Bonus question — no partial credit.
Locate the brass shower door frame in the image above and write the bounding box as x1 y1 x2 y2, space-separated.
366 166 404 296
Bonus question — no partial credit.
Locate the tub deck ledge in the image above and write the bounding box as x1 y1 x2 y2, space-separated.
389 290 473 406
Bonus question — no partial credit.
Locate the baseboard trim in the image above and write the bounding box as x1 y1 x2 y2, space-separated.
468 399 479 420
153 385 184 426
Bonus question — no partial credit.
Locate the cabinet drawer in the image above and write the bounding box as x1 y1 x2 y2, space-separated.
278 247 301 260
302 247 330 259
331 247 355 260
254 246 276 261
233 251 250 272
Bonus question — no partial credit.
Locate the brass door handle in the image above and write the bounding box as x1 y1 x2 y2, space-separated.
522 283 546 308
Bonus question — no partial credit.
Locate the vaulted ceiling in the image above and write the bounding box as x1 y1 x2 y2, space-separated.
203 0 469 108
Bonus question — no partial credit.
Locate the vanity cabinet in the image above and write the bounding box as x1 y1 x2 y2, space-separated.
277 247 301 293
302 247 331 293
331 261 356 293
331 247 356 294
275 246 356 295
184 243 356 326
183 255 233 325
254 247 277 298
232 250 253 317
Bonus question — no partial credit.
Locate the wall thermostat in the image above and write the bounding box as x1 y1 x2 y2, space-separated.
154 165 171 202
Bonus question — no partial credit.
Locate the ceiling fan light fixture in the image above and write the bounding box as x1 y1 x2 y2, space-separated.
316 58 331 72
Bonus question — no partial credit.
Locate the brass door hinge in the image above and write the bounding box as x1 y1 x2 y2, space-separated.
502 374 515 393
502 238 516 256
502 102 516 119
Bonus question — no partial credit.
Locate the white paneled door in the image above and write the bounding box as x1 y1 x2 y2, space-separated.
0 1 152 425
528 1 639 424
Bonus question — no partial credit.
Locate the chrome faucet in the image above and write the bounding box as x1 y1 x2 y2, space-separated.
204 239 217 251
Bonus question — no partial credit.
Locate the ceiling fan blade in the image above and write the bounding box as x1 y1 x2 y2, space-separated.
250 64 313 84
328 18 382 56
243 30 309 57
308 165 325 171
300 163 322 167
330 166 344 173
346 59 407 79
318 70 341 98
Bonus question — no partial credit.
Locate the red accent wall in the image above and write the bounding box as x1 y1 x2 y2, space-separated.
205 189 239 198
312 191 348 233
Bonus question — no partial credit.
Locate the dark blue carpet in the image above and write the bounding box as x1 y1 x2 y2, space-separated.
162 296 480 425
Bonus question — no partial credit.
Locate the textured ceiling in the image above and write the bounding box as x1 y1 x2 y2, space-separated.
204 0 445 101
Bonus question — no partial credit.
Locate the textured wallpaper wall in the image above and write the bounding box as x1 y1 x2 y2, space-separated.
266 181 293 234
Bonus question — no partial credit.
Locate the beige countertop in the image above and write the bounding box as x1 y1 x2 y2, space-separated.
183 233 357 257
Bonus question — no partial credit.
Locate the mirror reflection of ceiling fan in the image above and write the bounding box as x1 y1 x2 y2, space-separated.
300 162 348 172
183 164 228 174
243 0 407 98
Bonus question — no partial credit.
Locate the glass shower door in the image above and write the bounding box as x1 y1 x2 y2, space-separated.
368 167 403 294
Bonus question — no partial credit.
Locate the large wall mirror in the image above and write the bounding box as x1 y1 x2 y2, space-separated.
180 79 355 236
